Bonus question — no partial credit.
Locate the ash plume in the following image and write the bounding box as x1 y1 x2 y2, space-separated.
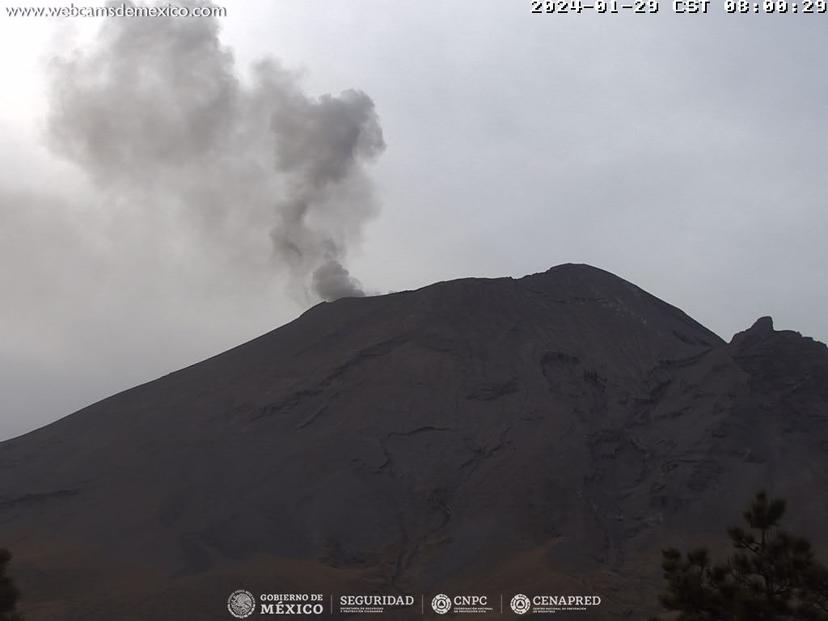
47 1 384 303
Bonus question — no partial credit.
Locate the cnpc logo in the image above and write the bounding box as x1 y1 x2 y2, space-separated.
431 594 489 614
431 594 452 614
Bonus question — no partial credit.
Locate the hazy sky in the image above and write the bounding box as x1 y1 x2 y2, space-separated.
1 1 826 440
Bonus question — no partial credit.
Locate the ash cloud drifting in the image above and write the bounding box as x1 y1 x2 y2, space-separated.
48 3 384 302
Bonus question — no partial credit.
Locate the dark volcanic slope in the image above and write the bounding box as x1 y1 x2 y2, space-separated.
1 264 827 620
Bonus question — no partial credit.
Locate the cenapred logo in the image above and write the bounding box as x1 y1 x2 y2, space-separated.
431 593 452 614
510 593 531 615
227 589 256 619
509 593 602 615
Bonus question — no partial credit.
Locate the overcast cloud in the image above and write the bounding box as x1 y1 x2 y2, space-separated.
1 1 826 439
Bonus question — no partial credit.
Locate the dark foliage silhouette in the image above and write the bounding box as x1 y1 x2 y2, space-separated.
651 492 828 620
0 548 22 621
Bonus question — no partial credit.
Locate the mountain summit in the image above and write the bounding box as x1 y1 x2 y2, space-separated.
2 264 826 620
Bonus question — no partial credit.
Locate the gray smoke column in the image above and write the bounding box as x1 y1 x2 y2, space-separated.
47 1 384 303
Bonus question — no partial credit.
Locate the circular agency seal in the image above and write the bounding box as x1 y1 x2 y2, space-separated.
432 593 452 615
510 593 531 615
227 589 256 619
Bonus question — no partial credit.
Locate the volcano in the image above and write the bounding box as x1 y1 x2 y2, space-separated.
2 264 827 620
